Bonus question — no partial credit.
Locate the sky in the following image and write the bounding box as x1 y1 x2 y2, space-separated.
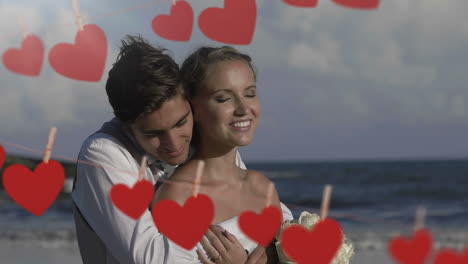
0 0 467 162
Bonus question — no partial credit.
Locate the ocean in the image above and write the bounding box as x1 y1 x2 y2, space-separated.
1 159 467 251
249 160 468 230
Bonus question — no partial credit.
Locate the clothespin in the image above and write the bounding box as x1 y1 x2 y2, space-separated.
43 127 57 164
320 184 332 220
72 0 84 31
414 206 426 232
19 16 27 39
192 160 204 197
265 182 274 207
171 0 176 6
138 155 148 181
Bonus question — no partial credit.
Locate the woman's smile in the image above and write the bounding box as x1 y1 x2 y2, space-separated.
229 119 253 132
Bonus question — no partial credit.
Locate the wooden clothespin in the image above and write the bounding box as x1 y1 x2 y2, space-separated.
265 182 274 207
72 0 84 31
192 160 204 197
138 155 148 181
414 206 426 232
320 184 332 220
43 127 57 164
19 16 27 39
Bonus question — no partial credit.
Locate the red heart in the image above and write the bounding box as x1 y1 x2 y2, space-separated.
388 229 433 264
332 0 380 9
2 35 44 76
110 180 154 220
2 160 65 216
238 206 282 247
0 145 5 169
48 24 107 82
152 1 193 42
283 0 318 8
434 246 468 264
280 218 343 264
198 0 257 45
151 194 214 250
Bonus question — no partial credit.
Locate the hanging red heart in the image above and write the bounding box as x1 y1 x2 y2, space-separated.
331 0 379 9
2 35 44 76
434 246 468 264
198 0 257 45
0 145 5 169
282 0 318 8
388 229 433 264
280 218 343 264
110 180 154 220
2 160 65 216
152 0 193 41
152 194 214 250
238 206 282 247
48 24 107 82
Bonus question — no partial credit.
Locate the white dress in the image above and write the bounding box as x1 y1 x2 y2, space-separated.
165 208 292 263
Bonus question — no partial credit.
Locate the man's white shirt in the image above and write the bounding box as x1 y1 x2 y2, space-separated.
72 118 293 264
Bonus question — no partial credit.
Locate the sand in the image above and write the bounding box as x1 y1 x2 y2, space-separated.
0 239 393 264
0 240 82 264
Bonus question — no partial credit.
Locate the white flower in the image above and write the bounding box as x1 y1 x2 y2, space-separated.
275 211 355 264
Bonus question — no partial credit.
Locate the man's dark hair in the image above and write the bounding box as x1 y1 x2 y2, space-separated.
105 35 182 123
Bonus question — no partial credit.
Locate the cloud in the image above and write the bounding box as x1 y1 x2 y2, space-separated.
252 0 468 123
451 95 465 117
2 0 468 160
0 5 44 41
0 4 117 136
288 33 348 75
278 1 444 86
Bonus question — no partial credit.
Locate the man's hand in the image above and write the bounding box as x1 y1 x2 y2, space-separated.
197 226 248 264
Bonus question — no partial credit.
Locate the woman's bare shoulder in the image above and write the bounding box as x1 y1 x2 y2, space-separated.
245 170 281 207
245 170 274 195
245 169 269 182
154 161 200 205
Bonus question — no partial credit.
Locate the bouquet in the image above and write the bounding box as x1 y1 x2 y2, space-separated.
275 211 354 264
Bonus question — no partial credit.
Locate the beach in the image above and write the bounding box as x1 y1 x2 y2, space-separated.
1 159 467 263
1 228 467 263
0 240 81 264
0 238 392 264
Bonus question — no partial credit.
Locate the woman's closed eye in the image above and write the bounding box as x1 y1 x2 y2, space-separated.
215 97 230 103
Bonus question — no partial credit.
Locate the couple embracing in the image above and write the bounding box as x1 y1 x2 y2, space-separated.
72 35 293 264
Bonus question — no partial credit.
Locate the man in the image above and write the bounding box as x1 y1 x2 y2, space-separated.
72 35 292 263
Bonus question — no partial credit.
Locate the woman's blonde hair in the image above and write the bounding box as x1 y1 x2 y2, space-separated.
180 46 257 98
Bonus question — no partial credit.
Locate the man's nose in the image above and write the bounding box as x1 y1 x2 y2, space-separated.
161 131 178 151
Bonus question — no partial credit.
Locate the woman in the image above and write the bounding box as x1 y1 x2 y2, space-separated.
154 46 286 263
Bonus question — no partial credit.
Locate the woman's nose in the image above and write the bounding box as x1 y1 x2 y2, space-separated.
234 99 248 116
